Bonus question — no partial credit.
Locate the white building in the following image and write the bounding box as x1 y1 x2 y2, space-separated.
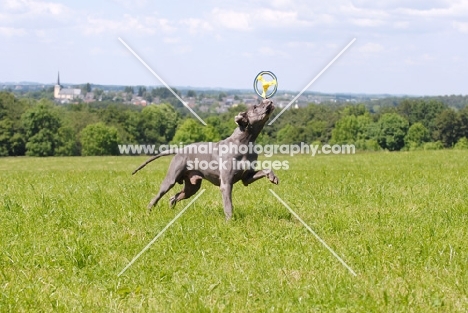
54 72 81 100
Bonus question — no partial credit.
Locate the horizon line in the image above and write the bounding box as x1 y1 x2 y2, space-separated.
1 81 467 98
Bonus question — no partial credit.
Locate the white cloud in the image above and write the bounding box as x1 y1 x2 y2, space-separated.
259 9 311 27
405 53 436 65
89 47 106 55
257 8 288 22
180 18 213 34
211 8 251 31
393 21 410 29
83 15 176 35
351 18 385 27
2 0 69 16
210 7 314 31
340 2 389 19
350 0 449 11
270 0 295 8
163 37 180 44
34 29 46 37
421 53 435 61
359 43 384 53
0 26 27 37
84 17 128 35
286 41 315 49
396 1 468 17
453 21 468 33
241 52 253 58
258 46 288 58
109 0 148 9
0 0 72 33
145 17 176 33
172 45 193 55
33 29 55 43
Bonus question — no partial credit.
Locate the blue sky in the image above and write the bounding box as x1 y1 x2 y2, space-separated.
1 0 467 95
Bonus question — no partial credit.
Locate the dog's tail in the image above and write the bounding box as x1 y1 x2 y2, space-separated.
132 151 176 175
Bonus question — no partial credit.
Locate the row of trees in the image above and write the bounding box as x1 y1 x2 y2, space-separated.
0 92 179 156
328 100 468 151
260 99 468 152
1 91 467 157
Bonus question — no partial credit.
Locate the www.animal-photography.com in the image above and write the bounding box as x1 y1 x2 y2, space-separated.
1 0 468 311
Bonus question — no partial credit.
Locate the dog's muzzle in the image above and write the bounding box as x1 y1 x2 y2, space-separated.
265 101 275 114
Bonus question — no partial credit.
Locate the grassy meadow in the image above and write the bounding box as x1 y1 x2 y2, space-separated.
1 151 468 312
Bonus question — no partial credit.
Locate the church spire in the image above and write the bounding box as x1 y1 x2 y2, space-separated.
57 71 60 86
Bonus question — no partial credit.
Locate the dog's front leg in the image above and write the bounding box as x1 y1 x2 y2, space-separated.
220 180 233 220
241 169 279 186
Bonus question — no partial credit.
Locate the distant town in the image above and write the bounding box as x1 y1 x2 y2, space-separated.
1 73 401 113
2 73 468 113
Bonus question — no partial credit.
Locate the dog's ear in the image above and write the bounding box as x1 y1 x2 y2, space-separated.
235 112 248 129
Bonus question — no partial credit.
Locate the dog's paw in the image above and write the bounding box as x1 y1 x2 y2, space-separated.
272 176 279 185
169 195 177 208
268 172 279 185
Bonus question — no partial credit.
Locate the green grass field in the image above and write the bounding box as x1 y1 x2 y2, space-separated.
1 151 468 312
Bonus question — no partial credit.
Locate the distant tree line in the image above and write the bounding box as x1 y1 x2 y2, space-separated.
1 91 467 157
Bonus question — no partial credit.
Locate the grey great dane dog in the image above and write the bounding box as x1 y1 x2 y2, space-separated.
132 99 279 220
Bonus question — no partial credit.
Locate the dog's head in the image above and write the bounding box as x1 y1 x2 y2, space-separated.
235 99 275 131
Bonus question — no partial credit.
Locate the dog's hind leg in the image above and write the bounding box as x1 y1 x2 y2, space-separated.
147 157 185 211
169 173 202 208
148 176 177 211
